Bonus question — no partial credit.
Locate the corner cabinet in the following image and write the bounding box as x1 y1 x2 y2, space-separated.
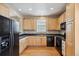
19 37 28 54
47 18 60 30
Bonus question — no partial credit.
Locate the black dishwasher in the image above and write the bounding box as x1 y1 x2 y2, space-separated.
47 36 54 47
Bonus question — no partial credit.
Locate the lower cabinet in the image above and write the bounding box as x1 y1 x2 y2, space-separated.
41 36 47 46
0 4 9 17
28 36 47 47
35 36 42 46
19 37 28 54
28 36 36 46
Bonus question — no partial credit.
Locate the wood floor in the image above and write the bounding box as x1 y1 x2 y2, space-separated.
20 47 60 56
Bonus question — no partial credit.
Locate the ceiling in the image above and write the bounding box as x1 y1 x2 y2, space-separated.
7 3 66 17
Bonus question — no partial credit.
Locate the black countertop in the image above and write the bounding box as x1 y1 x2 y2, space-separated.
19 35 27 39
19 30 66 39
19 33 65 39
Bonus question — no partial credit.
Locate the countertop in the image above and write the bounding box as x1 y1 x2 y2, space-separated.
19 35 27 39
19 30 65 39
19 30 61 35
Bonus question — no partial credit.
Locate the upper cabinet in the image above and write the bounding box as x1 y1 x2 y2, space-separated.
23 17 60 31
0 4 9 17
23 18 36 31
58 12 66 30
66 4 75 21
59 12 66 24
47 18 60 30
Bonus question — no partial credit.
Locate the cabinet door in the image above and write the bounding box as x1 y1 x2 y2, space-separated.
28 36 34 46
47 19 59 30
30 19 36 31
66 21 75 56
19 37 28 54
28 36 41 47
23 19 31 31
41 36 47 46
58 12 66 30
59 12 66 24
0 4 9 17
35 36 41 46
66 4 75 21
28 36 46 47
23 19 35 31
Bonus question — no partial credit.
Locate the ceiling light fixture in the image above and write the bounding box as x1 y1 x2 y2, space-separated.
50 8 54 10
18 9 22 11
28 8 32 11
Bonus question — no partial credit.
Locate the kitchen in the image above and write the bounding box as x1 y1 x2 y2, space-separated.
0 3 77 56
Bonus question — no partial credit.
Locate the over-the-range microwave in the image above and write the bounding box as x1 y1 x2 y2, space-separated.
60 22 66 30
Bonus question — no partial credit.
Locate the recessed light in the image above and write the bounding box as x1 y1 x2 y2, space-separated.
18 9 22 11
50 8 54 10
28 8 32 11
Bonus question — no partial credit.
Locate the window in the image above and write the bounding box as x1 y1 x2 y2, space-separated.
37 20 46 32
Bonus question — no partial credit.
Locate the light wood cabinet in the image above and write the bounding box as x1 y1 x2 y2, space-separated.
28 36 47 47
66 4 75 21
66 21 75 56
19 37 28 54
36 36 47 46
35 37 41 46
65 4 75 56
41 36 47 46
58 12 66 30
23 19 36 31
23 17 60 31
28 36 35 46
0 4 9 17
59 12 66 24
28 36 40 46
47 18 60 30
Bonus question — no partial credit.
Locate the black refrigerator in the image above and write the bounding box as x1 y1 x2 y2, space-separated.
0 15 19 56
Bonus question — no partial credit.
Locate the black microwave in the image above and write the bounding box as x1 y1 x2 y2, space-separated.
60 22 66 30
